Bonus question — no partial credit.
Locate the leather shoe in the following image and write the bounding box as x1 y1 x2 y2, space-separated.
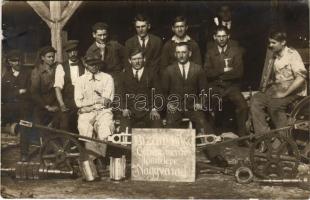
209 155 228 168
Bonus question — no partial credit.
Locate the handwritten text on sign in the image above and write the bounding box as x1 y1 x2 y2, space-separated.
131 129 195 182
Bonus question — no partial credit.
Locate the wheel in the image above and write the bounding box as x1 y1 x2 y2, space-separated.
289 96 310 162
249 133 300 179
40 135 85 175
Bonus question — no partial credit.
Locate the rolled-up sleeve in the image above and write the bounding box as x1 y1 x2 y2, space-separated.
291 51 307 79
102 75 114 101
74 76 95 108
54 64 65 89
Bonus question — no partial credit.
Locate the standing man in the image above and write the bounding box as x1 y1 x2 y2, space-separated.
54 40 84 131
119 48 163 133
160 16 202 73
250 29 307 138
31 46 59 126
1 50 32 161
86 22 126 76
74 54 114 167
162 42 228 167
204 26 249 146
125 14 162 73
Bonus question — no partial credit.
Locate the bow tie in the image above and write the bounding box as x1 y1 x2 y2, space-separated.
70 62 78 66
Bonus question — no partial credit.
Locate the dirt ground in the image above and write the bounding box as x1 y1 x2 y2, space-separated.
1 133 310 199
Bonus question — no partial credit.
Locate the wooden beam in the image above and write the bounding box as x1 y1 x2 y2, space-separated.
50 1 63 62
60 1 82 28
27 1 52 28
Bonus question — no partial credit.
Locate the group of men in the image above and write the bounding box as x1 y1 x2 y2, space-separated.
2 7 307 173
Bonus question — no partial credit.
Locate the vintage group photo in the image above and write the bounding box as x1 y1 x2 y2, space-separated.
1 0 309 198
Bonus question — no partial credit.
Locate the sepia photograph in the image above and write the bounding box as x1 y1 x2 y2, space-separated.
1 0 309 198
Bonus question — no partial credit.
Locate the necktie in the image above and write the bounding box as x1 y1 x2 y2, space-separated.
90 74 96 81
135 70 139 81
182 64 186 80
141 37 146 50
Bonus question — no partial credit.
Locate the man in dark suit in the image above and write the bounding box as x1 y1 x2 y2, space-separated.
204 26 249 146
54 40 85 131
86 22 126 89
125 14 162 73
119 48 163 132
1 50 32 161
162 42 228 167
160 16 202 74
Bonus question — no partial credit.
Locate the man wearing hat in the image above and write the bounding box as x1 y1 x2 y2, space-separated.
74 54 114 171
54 40 84 131
119 48 163 132
1 50 32 161
31 46 59 128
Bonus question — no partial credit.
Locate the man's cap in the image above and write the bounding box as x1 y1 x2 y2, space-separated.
39 46 56 57
7 49 22 61
63 40 79 52
83 54 103 66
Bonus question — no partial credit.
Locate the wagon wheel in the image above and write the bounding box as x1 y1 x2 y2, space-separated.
249 133 300 179
40 135 85 175
289 96 310 162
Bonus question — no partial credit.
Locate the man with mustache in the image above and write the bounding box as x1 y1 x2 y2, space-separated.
250 29 307 140
54 40 85 131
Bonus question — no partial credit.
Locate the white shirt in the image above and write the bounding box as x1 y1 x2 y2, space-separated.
74 71 114 110
132 67 144 81
178 62 190 80
217 45 227 54
171 35 191 43
138 35 149 47
11 68 20 77
54 60 80 89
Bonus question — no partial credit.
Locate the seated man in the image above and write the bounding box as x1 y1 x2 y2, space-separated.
162 42 228 167
1 50 32 161
54 40 85 132
119 48 163 132
250 29 307 140
74 54 114 167
204 26 249 146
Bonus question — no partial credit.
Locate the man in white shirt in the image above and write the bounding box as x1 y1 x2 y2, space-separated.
54 40 84 131
251 29 307 141
74 54 114 165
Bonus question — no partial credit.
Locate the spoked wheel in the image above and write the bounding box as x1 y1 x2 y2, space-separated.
40 135 85 175
249 133 300 179
289 96 310 163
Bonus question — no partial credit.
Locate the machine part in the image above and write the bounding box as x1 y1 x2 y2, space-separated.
249 133 300 179
196 134 222 146
197 161 233 175
289 96 310 159
1 123 18 135
110 155 126 181
301 144 310 163
255 177 308 183
235 166 254 184
19 120 131 151
1 162 74 179
107 133 131 145
40 135 84 174
78 158 99 181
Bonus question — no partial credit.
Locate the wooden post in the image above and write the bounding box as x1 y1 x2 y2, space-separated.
27 1 82 63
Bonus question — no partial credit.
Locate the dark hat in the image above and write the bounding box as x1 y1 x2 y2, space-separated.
63 40 79 52
83 54 103 66
7 49 22 61
39 46 56 57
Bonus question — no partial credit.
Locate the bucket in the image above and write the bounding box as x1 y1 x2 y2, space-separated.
109 155 126 181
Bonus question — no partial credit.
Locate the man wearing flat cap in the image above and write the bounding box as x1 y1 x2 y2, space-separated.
74 54 114 171
54 40 84 131
30 46 59 144
1 50 32 161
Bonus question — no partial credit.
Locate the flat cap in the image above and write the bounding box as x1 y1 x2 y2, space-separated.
7 49 22 61
63 40 79 52
39 46 56 57
83 54 103 66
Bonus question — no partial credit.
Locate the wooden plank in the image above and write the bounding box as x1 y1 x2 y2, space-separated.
50 1 63 62
131 129 196 182
26 1 51 28
60 1 82 28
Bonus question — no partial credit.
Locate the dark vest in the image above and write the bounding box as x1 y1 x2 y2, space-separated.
62 60 84 109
